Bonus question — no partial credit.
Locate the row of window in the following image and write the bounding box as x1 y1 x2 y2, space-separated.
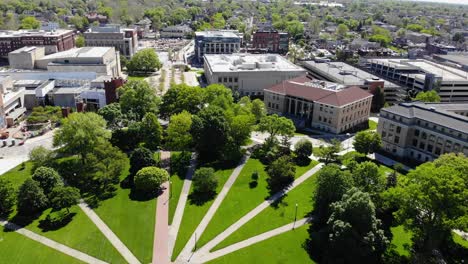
218 76 239 83
268 102 280 110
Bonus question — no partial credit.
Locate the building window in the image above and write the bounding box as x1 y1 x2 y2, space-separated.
427 144 433 152
218 77 222 82
435 147 441 155
234 77 238 82
419 142 425 150
421 132 427 140
382 131 387 138
394 136 400 144
414 129 420 136
396 126 401 133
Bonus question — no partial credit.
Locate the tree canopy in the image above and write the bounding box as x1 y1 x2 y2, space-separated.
353 131 382 155
134 167 169 195
118 80 160 121
126 48 162 74
414 90 441 103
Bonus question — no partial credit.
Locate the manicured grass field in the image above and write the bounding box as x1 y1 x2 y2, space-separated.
453 232 468 248
390 226 412 256
171 167 236 261
0 228 84 264
207 224 315 264
93 159 156 263
127 75 148 82
2 163 126 263
197 158 318 249
213 171 318 251
169 152 191 225
368 120 378 130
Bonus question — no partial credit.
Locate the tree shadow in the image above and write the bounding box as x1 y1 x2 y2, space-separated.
170 152 192 180
188 190 215 206
129 187 162 202
270 193 288 209
249 180 258 189
38 212 76 232
4 212 41 231
294 157 312 167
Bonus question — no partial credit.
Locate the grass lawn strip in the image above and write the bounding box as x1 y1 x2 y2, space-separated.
2 162 127 263
206 224 315 264
93 159 156 263
197 159 318 249
213 170 318 251
0 228 84 264
169 152 191 225
171 167 235 261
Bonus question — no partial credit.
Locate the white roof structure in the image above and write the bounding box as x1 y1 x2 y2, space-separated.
205 54 306 73
367 58 468 82
38 47 112 60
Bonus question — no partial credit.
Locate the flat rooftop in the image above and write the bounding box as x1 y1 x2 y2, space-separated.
9 46 42 54
205 54 306 73
435 53 468 66
195 31 240 38
38 47 113 60
383 102 468 133
302 60 400 87
0 29 73 38
367 58 468 82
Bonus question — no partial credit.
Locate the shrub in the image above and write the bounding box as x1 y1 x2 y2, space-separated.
192 167 217 195
134 167 169 194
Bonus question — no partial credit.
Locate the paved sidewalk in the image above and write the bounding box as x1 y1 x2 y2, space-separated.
152 151 171 264
193 163 324 259
177 155 250 262
0 220 108 264
197 218 311 263
168 153 197 258
79 202 141 264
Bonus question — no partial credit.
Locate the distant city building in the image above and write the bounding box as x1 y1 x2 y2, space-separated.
84 25 138 58
160 25 193 39
252 30 289 54
264 75 373 134
367 58 468 102
134 18 152 38
405 31 432 44
85 12 108 24
204 53 306 97
9 47 121 77
194 31 242 63
0 29 75 57
0 76 25 128
301 60 405 105
377 102 468 163
426 42 457 55
40 22 60 31
433 53 468 71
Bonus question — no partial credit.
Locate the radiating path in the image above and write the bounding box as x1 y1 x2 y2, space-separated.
0 220 108 264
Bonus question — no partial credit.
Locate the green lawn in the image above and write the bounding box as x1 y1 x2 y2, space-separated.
207 224 315 264
2 163 126 263
93 159 156 263
390 226 412 256
214 171 318 251
0 228 84 264
169 152 192 224
453 232 468 248
197 159 318 250
171 166 236 261
127 75 148 82
367 120 378 131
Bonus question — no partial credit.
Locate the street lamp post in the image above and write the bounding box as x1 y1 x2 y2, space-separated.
293 203 298 230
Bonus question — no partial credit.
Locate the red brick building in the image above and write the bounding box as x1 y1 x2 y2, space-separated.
0 29 75 57
252 30 289 54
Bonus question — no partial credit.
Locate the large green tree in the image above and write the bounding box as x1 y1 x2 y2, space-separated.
192 167 218 195
20 16 40 29
118 80 160 120
352 162 385 205
324 188 389 263
17 179 48 215
258 114 295 145
385 153 468 254
166 111 193 151
53 112 110 163
140 112 163 150
129 147 157 179
49 186 80 213
414 90 441 102
97 103 124 129
266 156 296 194
126 48 162 74
160 84 204 118
314 164 353 223
0 178 15 217
32 167 64 196
353 131 382 155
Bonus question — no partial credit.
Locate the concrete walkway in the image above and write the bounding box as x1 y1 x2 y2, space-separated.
196 218 311 263
152 151 171 264
79 202 141 264
0 220 108 264
176 155 250 261
168 153 197 258
191 163 324 260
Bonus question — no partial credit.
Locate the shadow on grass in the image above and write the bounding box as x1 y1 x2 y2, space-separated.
170 152 192 181
249 180 258 188
188 190 216 206
294 157 312 167
4 212 41 231
129 187 163 202
38 212 76 232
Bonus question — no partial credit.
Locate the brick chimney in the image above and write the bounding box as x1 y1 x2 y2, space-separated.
104 77 127 104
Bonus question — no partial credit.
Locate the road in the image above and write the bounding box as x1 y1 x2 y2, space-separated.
0 130 55 175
